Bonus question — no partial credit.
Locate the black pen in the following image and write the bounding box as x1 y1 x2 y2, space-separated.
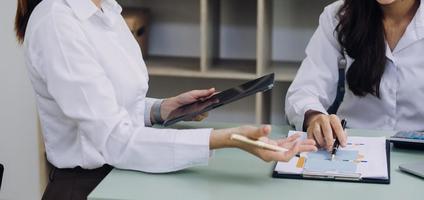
331 119 347 161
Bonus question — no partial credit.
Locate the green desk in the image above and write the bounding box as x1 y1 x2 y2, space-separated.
89 122 423 200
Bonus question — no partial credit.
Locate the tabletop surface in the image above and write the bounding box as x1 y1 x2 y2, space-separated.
88 122 424 200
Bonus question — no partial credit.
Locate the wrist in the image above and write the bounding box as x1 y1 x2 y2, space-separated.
210 129 236 150
160 97 177 120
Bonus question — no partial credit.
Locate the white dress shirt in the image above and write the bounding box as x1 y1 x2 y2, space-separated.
286 0 424 131
23 0 212 173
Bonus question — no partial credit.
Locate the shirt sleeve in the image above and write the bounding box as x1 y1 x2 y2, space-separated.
144 97 162 126
285 4 343 131
30 12 212 173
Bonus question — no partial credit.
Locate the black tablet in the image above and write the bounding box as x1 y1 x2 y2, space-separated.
389 131 424 150
163 73 275 126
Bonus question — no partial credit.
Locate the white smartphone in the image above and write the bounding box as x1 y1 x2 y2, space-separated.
399 162 424 179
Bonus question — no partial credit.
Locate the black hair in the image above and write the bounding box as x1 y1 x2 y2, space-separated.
336 0 387 97
15 0 43 43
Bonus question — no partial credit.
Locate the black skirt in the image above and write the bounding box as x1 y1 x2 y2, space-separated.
42 164 112 200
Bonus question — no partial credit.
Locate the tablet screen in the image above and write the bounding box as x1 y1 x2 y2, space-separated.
163 73 274 126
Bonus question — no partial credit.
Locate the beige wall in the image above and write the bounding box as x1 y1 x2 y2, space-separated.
0 1 45 200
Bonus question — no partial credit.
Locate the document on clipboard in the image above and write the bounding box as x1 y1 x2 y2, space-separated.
272 131 390 184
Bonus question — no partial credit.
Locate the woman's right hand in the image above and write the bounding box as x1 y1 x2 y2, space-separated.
305 112 348 151
210 125 318 162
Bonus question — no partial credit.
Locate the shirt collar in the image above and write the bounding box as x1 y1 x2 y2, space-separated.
390 0 424 53
103 0 123 14
65 0 122 21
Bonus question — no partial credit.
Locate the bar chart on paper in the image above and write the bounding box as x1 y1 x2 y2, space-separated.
275 131 389 180
303 149 362 173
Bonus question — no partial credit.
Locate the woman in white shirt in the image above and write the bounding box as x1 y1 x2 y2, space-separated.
286 0 423 151
15 0 317 199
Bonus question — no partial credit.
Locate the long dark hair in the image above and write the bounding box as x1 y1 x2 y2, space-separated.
15 0 43 44
336 0 386 97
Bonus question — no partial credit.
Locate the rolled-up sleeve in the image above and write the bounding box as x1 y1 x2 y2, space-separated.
31 11 212 173
285 4 342 131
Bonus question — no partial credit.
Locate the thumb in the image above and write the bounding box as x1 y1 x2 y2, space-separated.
248 125 271 140
193 88 216 99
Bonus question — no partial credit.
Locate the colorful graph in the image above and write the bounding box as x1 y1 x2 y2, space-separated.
295 150 367 173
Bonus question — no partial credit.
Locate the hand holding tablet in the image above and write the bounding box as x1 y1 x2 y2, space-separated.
163 73 275 126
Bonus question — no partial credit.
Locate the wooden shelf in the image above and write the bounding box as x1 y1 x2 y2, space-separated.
146 56 257 80
145 56 199 77
209 59 257 79
120 0 329 124
266 61 300 82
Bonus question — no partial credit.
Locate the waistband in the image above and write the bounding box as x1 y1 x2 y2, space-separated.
49 164 113 182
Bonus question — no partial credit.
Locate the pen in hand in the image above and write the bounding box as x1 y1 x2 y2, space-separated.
230 134 289 152
230 134 302 158
331 119 347 161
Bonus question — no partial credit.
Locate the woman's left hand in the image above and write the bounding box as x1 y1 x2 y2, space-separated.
160 88 216 121
210 125 318 162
